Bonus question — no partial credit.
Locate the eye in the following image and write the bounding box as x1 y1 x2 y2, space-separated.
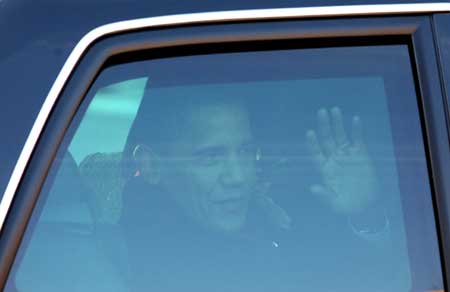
194 148 226 166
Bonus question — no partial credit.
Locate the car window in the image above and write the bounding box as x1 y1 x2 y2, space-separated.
5 44 444 292
69 78 147 165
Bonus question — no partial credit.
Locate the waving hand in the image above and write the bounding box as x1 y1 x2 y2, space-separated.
306 107 378 215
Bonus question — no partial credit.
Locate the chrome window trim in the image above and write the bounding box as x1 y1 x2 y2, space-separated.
1 3 449 231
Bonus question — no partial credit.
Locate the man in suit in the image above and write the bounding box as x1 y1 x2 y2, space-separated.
120 94 391 291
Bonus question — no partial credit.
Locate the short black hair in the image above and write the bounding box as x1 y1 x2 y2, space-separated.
121 82 252 180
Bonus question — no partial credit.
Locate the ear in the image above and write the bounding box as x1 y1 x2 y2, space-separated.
132 144 161 185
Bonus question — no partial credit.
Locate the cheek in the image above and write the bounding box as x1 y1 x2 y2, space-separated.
189 165 223 195
163 164 223 209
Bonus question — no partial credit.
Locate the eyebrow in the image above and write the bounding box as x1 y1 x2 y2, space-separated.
192 140 256 157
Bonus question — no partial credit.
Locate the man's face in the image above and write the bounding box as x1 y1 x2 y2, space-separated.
160 102 257 234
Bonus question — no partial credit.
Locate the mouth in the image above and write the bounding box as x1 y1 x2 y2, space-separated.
214 197 247 214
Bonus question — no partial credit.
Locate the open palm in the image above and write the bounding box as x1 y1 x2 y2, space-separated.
306 107 378 215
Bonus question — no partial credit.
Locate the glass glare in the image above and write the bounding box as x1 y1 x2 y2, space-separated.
6 45 444 292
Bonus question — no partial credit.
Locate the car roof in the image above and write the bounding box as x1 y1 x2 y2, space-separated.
0 0 448 60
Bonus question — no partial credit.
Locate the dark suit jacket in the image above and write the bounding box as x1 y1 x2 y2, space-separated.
120 177 402 292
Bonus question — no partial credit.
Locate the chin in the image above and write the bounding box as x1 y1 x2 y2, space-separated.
211 216 247 234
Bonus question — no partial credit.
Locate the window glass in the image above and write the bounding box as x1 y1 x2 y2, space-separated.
5 44 444 292
69 77 147 164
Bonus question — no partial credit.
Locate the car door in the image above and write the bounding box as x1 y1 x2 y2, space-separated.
0 4 448 291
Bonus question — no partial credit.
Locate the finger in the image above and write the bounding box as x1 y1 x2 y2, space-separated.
306 130 326 168
352 115 365 147
331 107 349 147
317 108 336 156
310 184 336 202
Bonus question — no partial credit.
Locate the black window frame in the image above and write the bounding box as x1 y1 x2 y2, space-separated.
0 13 449 291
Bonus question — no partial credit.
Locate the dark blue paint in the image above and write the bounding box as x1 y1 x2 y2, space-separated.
0 0 448 198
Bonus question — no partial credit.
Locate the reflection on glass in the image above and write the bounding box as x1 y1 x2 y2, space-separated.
6 45 444 292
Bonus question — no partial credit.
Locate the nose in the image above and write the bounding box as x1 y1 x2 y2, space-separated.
221 153 246 187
